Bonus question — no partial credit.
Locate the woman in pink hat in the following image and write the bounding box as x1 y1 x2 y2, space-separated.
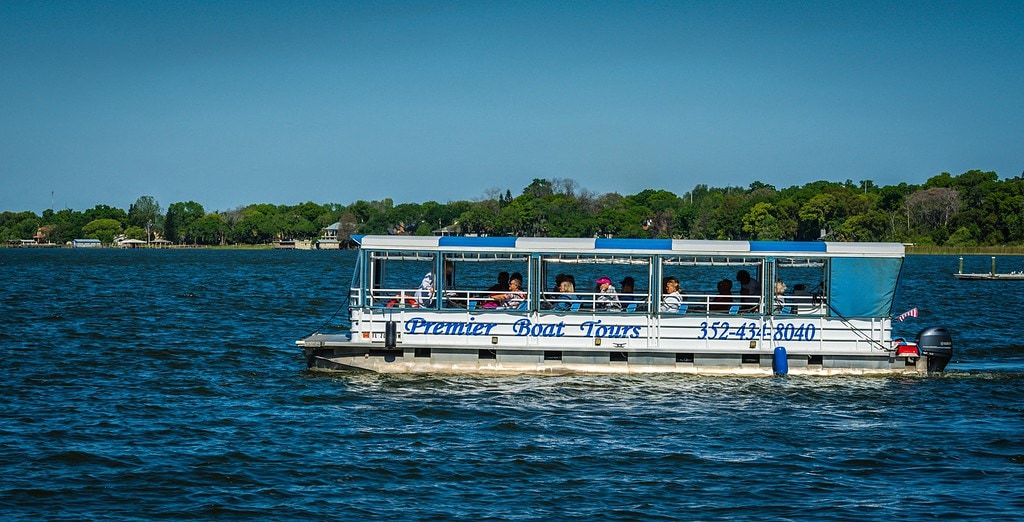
594 276 621 311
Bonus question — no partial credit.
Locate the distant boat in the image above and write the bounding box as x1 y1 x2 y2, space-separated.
71 239 102 248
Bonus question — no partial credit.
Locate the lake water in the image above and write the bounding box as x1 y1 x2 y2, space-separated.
2 249 1023 520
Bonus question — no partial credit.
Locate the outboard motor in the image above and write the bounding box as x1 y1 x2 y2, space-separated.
916 326 953 373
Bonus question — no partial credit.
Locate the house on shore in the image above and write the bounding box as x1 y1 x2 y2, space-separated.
315 222 341 249
118 239 147 248
274 239 313 250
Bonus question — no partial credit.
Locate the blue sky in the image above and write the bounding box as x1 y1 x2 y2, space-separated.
2 0 1022 214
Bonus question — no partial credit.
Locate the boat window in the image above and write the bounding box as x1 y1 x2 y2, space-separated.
772 257 828 316
539 254 653 312
440 252 530 311
365 250 437 309
362 250 536 311
663 256 765 314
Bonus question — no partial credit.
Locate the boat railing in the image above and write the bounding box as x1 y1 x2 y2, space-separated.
674 293 762 314
357 286 825 315
363 287 423 308
363 287 531 311
772 294 827 315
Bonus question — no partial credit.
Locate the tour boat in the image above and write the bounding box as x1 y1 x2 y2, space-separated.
298 235 952 375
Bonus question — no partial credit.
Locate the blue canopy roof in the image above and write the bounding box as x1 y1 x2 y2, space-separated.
352 235 904 258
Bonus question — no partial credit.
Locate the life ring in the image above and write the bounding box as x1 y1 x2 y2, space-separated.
386 298 419 308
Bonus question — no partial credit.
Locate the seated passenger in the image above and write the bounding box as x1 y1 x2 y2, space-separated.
491 272 526 309
416 261 456 307
709 279 734 312
477 270 510 306
553 273 575 293
736 269 759 295
595 276 621 311
442 260 455 289
545 273 571 301
415 271 434 307
551 280 578 311
488 271 510 292
791 283 810 312
773 279 788 313
619 276 637 302
660 276 684 312
438 261 464 307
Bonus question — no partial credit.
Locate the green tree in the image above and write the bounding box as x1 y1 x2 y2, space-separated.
124 225 148 240
838 210 889 241
165 201 205 244
946 226 978 247
522 178 553 198
83 204 128 225
458 205 498 236
231 205 279 244
81 218 123 244
127 196 163 239
190 214 229 245
42 208 87 244
0 211 40 242
742 202 787 240
706 193 746 240
997 187 1024 242
798 193 838 238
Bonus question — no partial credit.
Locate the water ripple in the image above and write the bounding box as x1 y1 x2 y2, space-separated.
2 251 1024 519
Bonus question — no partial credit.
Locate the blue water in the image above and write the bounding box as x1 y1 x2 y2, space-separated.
2 250 1024 520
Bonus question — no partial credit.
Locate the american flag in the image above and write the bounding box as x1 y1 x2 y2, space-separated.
896 307 919 322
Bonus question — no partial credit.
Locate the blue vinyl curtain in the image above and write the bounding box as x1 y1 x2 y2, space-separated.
828 257 902 318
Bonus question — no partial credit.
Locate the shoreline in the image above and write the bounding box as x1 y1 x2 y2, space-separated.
906 245 1024 255
5 243 1024 255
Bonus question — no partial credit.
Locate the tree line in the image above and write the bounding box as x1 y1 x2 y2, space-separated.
2 170 1022 247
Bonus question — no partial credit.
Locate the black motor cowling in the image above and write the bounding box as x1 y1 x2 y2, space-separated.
916 326 953 373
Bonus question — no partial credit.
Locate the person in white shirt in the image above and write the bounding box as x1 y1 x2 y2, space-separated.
660 276 684 312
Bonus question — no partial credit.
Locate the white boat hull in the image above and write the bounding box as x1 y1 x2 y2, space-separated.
299 309 931 376
302 340 931 376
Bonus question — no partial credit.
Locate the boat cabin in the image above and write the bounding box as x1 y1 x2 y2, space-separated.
353 236 899 320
